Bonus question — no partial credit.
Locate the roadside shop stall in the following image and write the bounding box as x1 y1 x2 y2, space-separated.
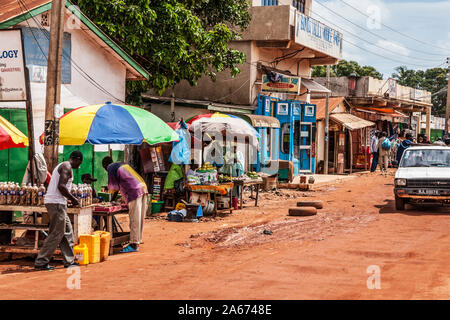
180 113 262 214
55 102 178 253
1 103 178 256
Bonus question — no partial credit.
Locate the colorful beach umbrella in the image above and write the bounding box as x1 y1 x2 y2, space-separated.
186 112 260 143
0 114 29 151
52 102 179 146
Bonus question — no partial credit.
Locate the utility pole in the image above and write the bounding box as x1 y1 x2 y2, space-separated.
446 57 450 136
43 0 65 172
324 65 330 175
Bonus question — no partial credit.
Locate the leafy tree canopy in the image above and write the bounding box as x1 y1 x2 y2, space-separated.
73 0 251 104
311 60 383 80
392 66 448 117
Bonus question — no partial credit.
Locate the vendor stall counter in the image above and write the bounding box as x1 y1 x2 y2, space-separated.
0 205 92 254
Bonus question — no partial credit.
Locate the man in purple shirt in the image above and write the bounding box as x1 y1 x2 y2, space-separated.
102 157 148 253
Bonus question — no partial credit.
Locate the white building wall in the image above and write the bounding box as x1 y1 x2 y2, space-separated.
7 11 127 152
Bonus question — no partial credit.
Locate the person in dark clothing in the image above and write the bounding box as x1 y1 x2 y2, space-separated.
396 133 413 164
370 130 380 172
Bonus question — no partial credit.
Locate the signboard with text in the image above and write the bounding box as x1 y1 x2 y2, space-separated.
295 11 343 59
0 29 27 101
262 73 301 94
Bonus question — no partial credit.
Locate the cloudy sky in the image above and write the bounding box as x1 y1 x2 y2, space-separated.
312 0 450 78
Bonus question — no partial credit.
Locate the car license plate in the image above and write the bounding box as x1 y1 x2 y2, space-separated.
417 189 439 195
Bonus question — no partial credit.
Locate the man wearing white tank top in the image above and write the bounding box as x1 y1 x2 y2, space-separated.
35 151 83 271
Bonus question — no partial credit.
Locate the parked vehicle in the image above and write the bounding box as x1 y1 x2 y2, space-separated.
394 146 450 210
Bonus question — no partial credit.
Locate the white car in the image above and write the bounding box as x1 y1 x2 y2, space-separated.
394 146 450 210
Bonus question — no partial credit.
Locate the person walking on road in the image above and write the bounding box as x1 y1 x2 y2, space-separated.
370 130 380 172
102 157 148 253
396 133 413 163
34 151 83 271
377 131 391 174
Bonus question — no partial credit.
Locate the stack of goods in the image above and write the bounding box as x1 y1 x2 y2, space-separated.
195 162 217 185
152 177 162 200
69 184 93 208
217 174 232 183
0 182 46 206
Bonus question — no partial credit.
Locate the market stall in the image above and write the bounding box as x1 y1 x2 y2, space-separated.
232 172 264 210
54 102 179 252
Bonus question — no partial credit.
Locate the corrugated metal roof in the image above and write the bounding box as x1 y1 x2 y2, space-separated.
302 78 331 93
330 113 375 131
310 97 345 120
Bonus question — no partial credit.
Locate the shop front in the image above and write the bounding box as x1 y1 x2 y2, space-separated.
256 94 317 176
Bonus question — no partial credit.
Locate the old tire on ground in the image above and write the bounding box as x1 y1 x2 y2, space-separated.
297 200 323 209
395 196 405 211
289 207 317 217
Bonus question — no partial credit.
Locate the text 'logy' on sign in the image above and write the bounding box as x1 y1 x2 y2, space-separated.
262 73 301 94
0 29 27 101
295 11 343 59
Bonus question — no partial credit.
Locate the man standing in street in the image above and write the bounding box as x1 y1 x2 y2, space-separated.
35 151 83 271
396 133 413 163
370 130 380 172
102 157 148 253
377 131 390 174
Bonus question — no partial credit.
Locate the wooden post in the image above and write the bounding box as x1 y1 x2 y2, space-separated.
364 127 368 171
324 65 330 174
426 106 431 141
446 61 450 135
24 67 35 184
44 0 65 172
349 130 353 174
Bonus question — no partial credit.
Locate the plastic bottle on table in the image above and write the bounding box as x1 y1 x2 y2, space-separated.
6 182 13 205
25 183 32 206
31 184 38 206
38 184 46 206
19 183 26 205
0 183 5 205
14 183 20 205
71 184 78 207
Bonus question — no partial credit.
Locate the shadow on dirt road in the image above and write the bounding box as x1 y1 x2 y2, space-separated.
377 199 450 216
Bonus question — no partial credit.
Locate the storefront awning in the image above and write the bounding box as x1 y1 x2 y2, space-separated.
330 113 375 131
237 114 280 128
302 78 331 94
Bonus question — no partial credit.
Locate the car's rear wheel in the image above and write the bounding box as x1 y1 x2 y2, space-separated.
395 196 405 211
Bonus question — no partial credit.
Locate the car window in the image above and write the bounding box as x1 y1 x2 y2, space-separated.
400 149 450 167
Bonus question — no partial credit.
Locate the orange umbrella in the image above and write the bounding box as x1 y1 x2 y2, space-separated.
0 114 29 151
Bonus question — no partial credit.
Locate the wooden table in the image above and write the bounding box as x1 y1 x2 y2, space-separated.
0 204 92 254
93 205 129 255
233 178 263 210
187 183 234 216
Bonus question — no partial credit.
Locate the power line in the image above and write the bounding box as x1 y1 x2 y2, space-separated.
311 9 443 64
314 0 449 58
333 0 450 52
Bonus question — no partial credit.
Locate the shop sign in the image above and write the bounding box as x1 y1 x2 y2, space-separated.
0 29 27 101
262 73 300 94
295 11 343 59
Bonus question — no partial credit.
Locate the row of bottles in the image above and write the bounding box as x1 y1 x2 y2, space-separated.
0 182 45 206
70 184 93 208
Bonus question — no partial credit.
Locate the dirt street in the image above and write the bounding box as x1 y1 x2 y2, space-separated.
0 172 449 299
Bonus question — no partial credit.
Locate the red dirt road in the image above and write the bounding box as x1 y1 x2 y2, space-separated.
0 172 449 299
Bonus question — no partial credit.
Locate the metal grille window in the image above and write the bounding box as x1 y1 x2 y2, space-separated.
293 0 306 13
262 0 278 6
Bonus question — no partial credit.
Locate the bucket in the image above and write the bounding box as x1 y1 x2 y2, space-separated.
79 234 101 264
151 201 164 214
94 231 111 261
73 243 89 265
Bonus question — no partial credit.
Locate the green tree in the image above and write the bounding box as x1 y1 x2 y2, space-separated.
74 0 251 105
392 66 448 117
311 60 383 79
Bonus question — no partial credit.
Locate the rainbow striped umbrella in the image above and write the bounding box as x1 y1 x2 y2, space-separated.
0 114 28 151
56 102 179 145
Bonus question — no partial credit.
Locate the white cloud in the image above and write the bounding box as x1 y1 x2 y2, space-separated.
376 40 410 57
